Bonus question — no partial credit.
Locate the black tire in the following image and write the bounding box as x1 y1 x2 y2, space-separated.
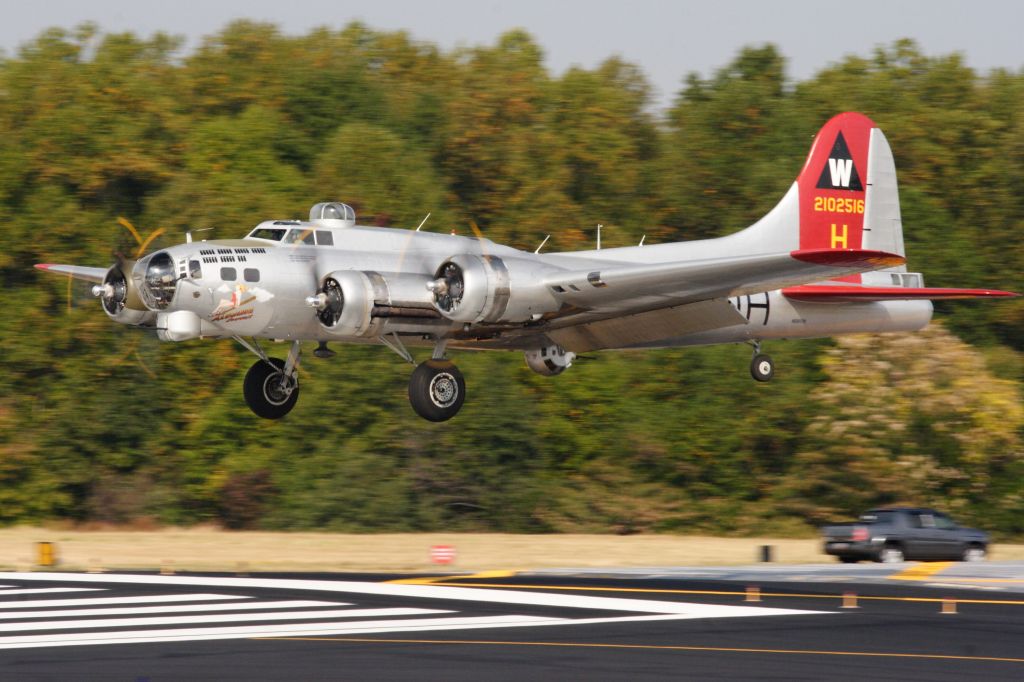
750 353 774 382
409 360 466 422
838 557 859 564
243 358 299 419
875 544 905 563
962 544 987 562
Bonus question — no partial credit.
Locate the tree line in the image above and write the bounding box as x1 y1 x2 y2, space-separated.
0 23 1021 535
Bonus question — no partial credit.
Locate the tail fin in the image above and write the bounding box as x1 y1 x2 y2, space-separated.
795 112 906 274
737 113 906 277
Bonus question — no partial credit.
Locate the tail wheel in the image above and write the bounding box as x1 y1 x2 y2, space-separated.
750 353 774 382
243 358 299 419
409 360 466 422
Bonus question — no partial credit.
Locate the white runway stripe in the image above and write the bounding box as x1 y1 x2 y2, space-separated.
0 573 832 652
0 594 249 609
0 607 450 633
0 614 565 650
0 588 102 597
0 572 825 616
0 600 346 620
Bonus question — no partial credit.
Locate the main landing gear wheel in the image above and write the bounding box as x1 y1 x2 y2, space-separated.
750 353 775 382
244 358 299 419
408 360 466 422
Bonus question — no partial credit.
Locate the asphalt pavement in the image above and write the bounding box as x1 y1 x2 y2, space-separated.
0 562 1022 680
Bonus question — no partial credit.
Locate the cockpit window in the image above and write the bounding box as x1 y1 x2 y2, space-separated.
315 230 334 246
283 228 315 245
249 228 287 241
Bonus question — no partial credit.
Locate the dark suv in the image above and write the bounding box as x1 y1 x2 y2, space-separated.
821 508 989 563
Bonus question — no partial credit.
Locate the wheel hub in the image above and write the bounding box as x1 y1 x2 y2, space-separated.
429 372 458 408
263 373 296 405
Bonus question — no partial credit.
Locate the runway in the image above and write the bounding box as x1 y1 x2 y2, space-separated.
1 565 1023 680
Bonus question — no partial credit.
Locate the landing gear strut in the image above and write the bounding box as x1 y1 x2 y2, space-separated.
407 339 465 422
749 342 774 382
237 338 301 419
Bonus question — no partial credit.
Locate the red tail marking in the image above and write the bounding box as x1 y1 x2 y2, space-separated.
797 113 876 282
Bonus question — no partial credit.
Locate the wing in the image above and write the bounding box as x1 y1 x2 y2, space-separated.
547 298 747 352
543 248 904 317
35 263 108 284
510 248 903 352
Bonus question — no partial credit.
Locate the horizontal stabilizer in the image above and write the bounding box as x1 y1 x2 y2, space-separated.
783 284 1019 302
789 249 905 268
35 263 108 284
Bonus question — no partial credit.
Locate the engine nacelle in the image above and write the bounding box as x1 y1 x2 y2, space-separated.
94 261 156 326
429 255 507 324
525 344 576 376
429 255 558 324
311 270 376 337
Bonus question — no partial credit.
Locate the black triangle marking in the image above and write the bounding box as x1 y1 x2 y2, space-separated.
815 131 863 191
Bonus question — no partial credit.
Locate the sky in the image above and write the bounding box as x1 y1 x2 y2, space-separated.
3 0 1022 110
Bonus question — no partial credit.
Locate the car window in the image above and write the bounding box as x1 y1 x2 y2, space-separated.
933 514 957 530
859 511 896 525
873 511 894 525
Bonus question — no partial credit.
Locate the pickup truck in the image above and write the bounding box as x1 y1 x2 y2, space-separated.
822 507 989 563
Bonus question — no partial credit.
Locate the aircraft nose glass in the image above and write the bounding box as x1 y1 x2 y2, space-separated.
143 252 178 309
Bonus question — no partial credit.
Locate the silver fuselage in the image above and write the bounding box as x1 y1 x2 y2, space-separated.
136 218 932 352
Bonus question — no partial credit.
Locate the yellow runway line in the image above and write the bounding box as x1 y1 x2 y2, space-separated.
889 562 954 581
252 637 1024 664
408 581 1024 606
919 577 1024 584
386 570 517 585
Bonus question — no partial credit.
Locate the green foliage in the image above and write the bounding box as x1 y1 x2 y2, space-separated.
1 25 1022 535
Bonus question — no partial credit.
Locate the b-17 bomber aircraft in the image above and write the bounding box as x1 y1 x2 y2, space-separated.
36 113 1017 421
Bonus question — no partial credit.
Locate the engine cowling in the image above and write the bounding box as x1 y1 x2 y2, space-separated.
429 255 509 324
525 344 576 376
310 270 376 337
93 260 156 326
428 255 559 324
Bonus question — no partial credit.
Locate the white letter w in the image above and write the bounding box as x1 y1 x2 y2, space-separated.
828 158 853 187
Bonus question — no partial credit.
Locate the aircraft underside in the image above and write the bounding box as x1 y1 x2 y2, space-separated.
224 291 934 421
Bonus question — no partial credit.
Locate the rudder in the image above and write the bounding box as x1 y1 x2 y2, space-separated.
795 112 906 276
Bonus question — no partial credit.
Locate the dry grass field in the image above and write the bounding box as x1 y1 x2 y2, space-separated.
2 527 1022 573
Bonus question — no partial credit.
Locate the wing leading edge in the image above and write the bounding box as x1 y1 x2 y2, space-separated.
35 263 108 284
543 248 905 313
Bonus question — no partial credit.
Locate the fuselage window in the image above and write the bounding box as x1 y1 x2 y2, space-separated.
283 228 315 245
189 260 202 279
249 228 287 241
220 267 237 281
315 230 334 246
243 268 260 283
